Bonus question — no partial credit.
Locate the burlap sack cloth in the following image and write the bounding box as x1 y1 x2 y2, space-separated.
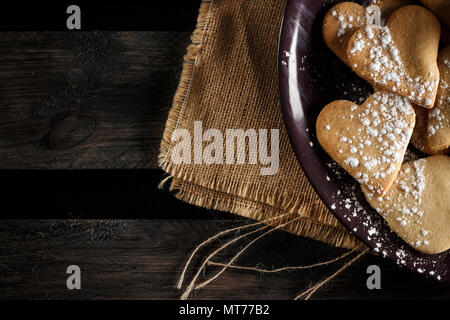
159 0 365 251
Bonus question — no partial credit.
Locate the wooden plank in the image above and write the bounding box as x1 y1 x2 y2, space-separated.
1 220 448 299
0 32 189 169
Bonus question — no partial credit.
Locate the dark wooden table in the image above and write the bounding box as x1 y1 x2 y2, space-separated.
0 28 448 299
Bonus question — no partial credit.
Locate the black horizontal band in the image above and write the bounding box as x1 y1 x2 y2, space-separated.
0 2 201 31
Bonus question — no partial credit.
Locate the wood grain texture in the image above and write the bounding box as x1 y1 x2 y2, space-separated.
0 32 189 169
0 31 448 300
1 219 449 300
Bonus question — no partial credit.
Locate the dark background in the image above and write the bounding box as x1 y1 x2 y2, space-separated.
0 2 449 299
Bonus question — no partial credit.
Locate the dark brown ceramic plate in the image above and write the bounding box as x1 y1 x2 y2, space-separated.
278 0 449 282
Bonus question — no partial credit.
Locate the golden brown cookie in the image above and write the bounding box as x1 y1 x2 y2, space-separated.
421 0 450 29
363 155 450 254
427 46 450 152
317 91 415 195
410 105 448 155
347 5 441 108
322 1 412 66
322 2 367 65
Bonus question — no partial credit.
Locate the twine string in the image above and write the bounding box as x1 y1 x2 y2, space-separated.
176 211 293 290
193 216 304 292
177 211 369 300
180 224 271 300
206 248 356 273
294 248 370 300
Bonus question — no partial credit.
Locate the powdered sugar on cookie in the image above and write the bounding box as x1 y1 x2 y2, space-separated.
331 9 362 38
364 156 450 254
348 25 439 107
346 5 441 108
344 93 413 191
316 92 415 196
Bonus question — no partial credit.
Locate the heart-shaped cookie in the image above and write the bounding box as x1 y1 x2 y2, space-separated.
323 2 367 65
317 91 415 195
427 46 450 152
347 5 441 108
322 1 412 67
411 105 449 155
364 155 450 254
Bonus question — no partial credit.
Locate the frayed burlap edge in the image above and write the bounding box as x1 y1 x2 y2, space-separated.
159 0 214 167
158 0 363 251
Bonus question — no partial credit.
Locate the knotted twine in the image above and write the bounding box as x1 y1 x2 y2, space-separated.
159 0 368 299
